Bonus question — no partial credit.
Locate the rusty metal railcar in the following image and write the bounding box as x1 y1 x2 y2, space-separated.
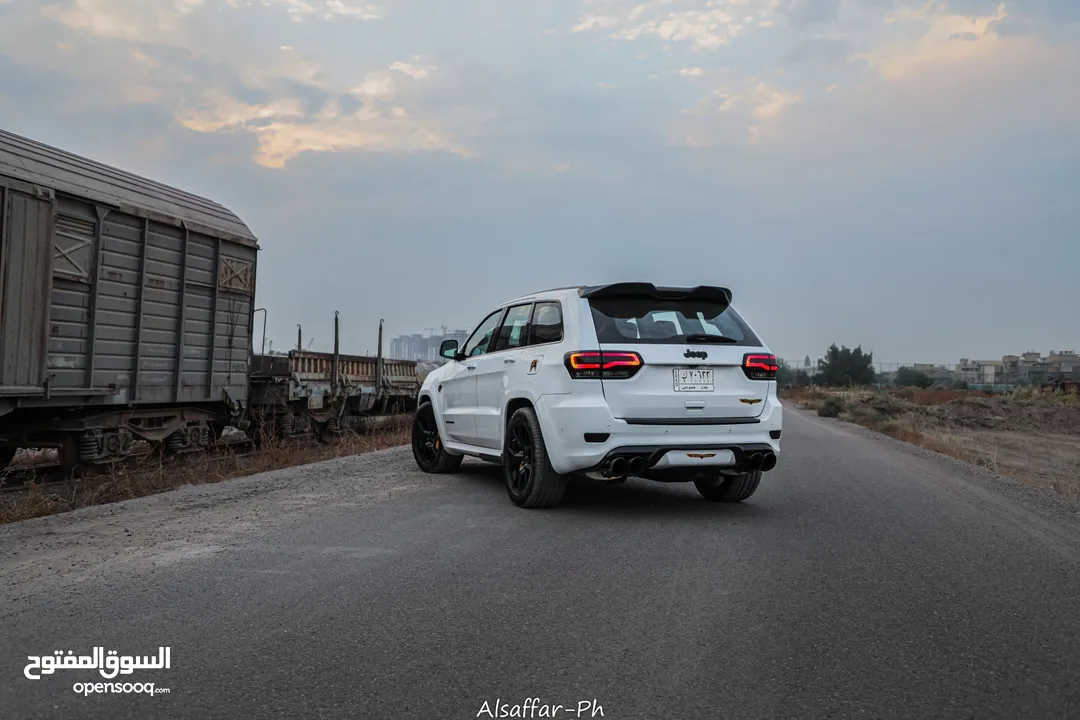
248 317 419 443
0 129 258 468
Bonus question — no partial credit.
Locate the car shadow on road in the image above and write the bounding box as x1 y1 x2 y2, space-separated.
453 461 774 518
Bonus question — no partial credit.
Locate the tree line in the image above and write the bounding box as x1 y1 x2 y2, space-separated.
777 344 943 389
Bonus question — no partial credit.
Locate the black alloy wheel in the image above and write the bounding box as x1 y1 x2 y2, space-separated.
411 403 463 473
502 407 567 508
505 419 534 498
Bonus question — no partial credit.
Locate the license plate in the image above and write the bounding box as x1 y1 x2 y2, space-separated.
673 368 714 392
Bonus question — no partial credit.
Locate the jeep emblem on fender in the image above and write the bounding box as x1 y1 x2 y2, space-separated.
684 349 708 360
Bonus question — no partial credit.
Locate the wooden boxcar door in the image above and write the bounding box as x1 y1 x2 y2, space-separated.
0 180 54 391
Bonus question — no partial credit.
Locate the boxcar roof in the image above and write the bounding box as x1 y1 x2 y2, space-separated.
0 129 258 247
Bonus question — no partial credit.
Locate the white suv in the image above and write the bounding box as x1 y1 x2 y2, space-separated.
410 283 782 508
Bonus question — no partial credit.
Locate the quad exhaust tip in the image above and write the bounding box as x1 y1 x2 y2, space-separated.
610 456 628 477
602 455 645 478
746 451 777 472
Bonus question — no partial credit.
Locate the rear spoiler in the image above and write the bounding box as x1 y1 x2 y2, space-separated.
579 283 733 307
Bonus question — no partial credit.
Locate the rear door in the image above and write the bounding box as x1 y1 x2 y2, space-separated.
586 288 774 423
473 302 532 448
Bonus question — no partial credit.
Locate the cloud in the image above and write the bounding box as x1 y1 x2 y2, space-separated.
389 59 437 80
166 57 464 167
715 24 1080 179
665 0 1063 153
778 0 841 27
856 1 1009 78
228 0 382 22
45 0 384 47
9 1 462 167
675 78 804 146
749 82 804 119
41 0 201 45
571 0 774 49
178 94 464 168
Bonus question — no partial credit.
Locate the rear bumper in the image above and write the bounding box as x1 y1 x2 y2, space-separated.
535 391 782 476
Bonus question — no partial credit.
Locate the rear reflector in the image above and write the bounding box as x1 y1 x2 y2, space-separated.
564 351 643 379
742 353 778 380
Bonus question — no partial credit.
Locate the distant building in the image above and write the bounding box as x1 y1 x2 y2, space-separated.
959 350 1080 385
389 329 470 362
1048 350 1079 374
959 358 1003 384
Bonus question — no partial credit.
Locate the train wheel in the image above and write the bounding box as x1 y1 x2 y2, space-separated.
316 417 341 444
58 435 89 478
208 422 226 444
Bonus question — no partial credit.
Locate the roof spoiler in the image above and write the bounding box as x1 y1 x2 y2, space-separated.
579 283 733 307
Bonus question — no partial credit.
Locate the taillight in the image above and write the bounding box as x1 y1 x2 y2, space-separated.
564 351 643 379
742 353 778 380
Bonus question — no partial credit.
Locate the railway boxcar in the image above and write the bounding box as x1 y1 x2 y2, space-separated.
0 129 258 469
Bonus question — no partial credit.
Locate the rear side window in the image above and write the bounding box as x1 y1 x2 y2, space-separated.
589 297 760 346
528 302 563 345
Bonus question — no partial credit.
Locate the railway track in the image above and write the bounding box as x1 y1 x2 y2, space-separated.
0 413 411 496
0 438 253 494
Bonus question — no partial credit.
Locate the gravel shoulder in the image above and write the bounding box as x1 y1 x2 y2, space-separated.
0 445 429 611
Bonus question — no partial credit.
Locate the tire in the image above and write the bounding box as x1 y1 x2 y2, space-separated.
411 403 463 473
503 407 567 508
693 471 762 503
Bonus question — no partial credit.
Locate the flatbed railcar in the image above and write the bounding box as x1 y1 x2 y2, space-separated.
248 317 419 443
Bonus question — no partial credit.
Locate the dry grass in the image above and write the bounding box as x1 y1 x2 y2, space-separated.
780 386 1080 500
1009 386 1080 404
889 387 996 405
0 421 412 525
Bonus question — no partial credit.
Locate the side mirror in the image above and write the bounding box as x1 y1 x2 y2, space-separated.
439 339 460 360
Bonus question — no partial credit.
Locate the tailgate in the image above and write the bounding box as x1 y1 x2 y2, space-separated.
584 285 775 423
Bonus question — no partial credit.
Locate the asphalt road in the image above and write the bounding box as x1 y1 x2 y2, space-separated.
3 407 1080 720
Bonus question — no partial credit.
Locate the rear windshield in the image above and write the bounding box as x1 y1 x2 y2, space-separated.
589 297 761 346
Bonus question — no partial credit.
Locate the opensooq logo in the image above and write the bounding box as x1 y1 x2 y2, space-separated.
24 647 171 680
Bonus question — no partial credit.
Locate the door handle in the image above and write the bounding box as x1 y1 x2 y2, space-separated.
465 364 477 370
504 358 516 364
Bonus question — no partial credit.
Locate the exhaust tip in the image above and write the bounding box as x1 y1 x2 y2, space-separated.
748 452 764 471
627 456 644 476
761 452 777 472
611 457 629 476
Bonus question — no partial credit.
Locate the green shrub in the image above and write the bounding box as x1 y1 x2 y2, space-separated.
818 397 845 418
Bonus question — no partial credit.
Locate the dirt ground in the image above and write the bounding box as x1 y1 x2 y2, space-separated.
782 387 1080 500
0 423 412 524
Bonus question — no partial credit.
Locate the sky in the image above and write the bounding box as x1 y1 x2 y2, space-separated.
1 0 1077 365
